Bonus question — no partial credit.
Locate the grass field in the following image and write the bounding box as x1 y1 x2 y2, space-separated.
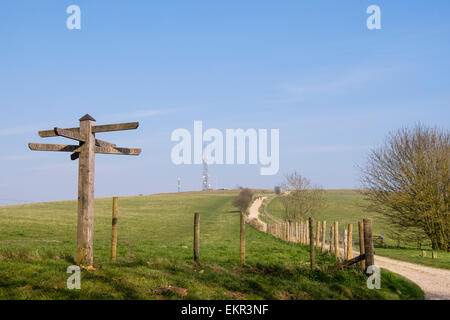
264 190 450 270
0 191 423 300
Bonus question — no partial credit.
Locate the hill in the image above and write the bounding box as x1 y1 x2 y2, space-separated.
0 191 423 299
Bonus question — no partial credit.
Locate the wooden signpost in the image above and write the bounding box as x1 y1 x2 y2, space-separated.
28 114 141 266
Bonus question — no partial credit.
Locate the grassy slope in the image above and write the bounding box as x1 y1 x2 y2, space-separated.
265 190 450 270
0 191 423 300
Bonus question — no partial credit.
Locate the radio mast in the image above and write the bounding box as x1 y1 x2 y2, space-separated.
202 158 211 191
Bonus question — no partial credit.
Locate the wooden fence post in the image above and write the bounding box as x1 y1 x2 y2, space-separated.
363 219 374 271
344 229 348 259
300 220 304 244
309 217 315 270
288 222 292 242
240 212 245 265
306 219 310 244
334 221 339 258
194 212 200 264
347 224 353 260
292 221 297 242
286 222 289 241
316 221 321 248
330 225 334 252
358 221 365 271
110 197 119 261
321 221 326 252
288 222 291 242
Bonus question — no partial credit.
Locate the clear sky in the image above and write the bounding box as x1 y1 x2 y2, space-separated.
1 1 449 204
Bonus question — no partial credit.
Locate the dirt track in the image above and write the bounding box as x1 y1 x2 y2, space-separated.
249 197 450 300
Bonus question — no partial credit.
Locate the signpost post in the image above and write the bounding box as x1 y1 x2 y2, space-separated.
28 114 141 266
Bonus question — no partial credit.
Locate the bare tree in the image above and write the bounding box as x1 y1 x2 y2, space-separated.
274 186 281 195
233 188 254 215
361 124 449 251
279 171 325 221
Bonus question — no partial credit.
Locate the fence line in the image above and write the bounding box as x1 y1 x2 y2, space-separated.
246 215 374 272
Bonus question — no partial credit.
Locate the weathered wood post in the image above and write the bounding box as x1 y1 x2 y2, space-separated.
334 221 339 258
343 229 348 259
306 219 310 244
75 115 96 265
316 221 321 248
288 222 291 241
363 219 374 271
321 221 326 252
285 222 288 241
194 212 200 264
240 212 245 265
309 217 315 270
110 197 119 261
287 222 290 241
300 220 304 244
330 224 334 252
347 224 353 260
291 221 295 242
358 221 365 271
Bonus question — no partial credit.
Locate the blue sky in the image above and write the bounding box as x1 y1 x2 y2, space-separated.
1 1 449 204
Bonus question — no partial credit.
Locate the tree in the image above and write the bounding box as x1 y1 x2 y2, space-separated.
279 171 325 221
274 186 281 195
232 188 254 214
361 124 449 251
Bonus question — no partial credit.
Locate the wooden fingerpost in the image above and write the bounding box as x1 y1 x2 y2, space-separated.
75 115 96 266
110 197 119 261
363 219 374 271
321 221 326 252
334 221 339 258
240 212 245 266
358 221 366 271
28 115 141 266
309 217 315 270
194 212 200 265
347 224 353 260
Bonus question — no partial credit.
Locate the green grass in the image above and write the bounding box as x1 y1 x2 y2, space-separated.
264 190 450 270
0 191 423 300
373 247 450 270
